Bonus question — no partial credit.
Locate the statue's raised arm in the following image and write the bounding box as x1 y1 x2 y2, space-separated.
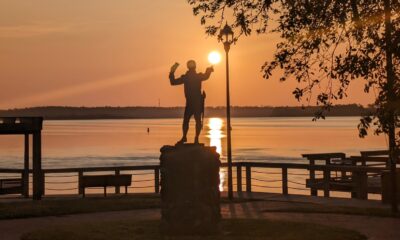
169 63 185 85
199 66 214 81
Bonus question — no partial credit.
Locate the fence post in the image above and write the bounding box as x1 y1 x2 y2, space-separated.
353 170 368 200
282 167 288 195
154 167 160 194
23 134 29 198
41 172 45 196
78 171 83 195
236 165 242 193
32 131 42 200
323 169 330 197
309 159 317 196
115 169 120 194
246 165 251 193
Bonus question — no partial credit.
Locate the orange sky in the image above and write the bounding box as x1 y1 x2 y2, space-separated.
0 0 375 109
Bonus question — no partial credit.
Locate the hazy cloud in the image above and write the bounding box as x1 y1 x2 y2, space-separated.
0 23 73 38
0 65 168 108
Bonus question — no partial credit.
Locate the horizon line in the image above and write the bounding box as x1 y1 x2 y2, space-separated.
0 103 371 111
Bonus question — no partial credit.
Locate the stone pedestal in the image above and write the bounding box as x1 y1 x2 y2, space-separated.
160 144 221 235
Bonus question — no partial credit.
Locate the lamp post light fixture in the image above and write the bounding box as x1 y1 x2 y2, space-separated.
219 22 234 200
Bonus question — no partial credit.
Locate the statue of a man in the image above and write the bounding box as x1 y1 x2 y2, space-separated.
169 60 214 144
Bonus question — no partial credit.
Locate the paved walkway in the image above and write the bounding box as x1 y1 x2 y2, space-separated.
1 193 399 240
222 201 400 240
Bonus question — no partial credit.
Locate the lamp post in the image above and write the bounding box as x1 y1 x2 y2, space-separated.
219 23 234 200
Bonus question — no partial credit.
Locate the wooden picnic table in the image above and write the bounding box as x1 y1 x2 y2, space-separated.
301 152 349 196
301 151 390 199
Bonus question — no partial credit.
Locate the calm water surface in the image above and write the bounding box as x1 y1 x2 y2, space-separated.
0 117 387 197
0 117 386 168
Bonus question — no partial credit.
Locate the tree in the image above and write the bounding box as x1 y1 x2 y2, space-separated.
188 0 400 212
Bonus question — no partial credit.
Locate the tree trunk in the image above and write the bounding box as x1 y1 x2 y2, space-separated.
383 0 398 214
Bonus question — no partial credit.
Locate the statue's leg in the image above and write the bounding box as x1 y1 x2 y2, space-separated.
178 106 192 143
194 111 202 144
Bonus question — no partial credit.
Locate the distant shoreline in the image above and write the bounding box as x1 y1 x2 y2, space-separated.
0 105 371 120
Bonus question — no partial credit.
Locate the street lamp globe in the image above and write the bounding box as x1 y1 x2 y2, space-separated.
219 23 234 52
219 23 234 43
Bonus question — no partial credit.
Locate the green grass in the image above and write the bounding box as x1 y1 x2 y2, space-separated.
263 205 399 218
1 194 396 220
0 195 160 219
21 219 366 240
0 194 258 220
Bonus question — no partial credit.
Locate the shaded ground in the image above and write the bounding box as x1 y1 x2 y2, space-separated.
0 194 160 220
20 219 366 240
0 192 399 240
0 194 256 220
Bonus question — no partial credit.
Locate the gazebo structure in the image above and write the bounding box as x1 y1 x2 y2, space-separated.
0 117 43 200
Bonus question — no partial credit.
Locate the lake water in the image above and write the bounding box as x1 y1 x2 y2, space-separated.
0 117 387 168
0 117 387 197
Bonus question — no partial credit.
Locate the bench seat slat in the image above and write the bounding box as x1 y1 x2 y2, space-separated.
0 178 23 195
80 174 132 197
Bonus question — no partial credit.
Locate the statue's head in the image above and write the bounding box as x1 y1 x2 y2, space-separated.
187 60 196 70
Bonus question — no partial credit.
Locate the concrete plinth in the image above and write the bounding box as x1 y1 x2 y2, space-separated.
160 144 221 235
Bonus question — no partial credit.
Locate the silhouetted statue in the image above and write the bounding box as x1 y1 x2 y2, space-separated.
169 60 214 144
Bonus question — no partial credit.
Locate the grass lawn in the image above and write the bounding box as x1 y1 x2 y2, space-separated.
20 219 366 240
0 194 396 220
264 205 398 218
0 194 160 219
0 194 257 220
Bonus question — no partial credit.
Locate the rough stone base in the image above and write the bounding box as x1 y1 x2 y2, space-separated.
160 144 221 235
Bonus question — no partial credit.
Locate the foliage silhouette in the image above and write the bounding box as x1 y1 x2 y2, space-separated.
187 0 400 212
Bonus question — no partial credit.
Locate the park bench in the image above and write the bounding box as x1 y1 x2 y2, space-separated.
79 174 132 197
0 178 23 195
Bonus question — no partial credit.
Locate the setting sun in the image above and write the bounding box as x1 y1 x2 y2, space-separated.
208 51 221 65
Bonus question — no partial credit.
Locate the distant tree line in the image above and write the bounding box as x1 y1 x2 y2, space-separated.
0 104 371 120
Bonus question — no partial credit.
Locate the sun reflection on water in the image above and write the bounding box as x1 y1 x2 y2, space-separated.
207 118 225 192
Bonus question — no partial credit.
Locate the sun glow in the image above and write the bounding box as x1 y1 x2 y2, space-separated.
208 118 223 154
207 117 225 191
208 51 221 65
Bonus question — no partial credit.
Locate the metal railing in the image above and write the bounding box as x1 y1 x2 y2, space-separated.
0 162 388 199
226 162 386 199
